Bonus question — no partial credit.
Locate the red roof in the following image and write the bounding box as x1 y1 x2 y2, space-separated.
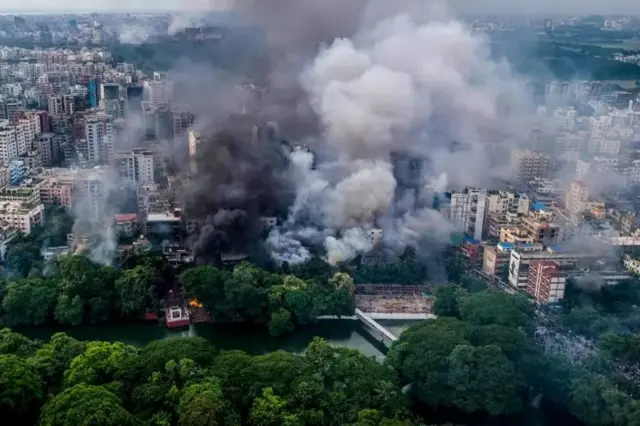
115 214 137 222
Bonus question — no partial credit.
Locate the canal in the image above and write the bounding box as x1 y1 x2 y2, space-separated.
17 319 392 359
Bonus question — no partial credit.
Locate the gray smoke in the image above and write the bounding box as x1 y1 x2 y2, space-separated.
149 0 537 266
265 2 533 264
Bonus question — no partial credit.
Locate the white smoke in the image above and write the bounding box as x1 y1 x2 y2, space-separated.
325 228 375 265
264 4 533 265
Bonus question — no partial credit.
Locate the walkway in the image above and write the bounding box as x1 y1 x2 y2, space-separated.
355 308 398 342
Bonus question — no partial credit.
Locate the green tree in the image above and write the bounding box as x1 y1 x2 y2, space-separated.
599 333 640 363
433 283 465 317
458 290 533 331
178 380 239 426
180 266 229 315
1 278 58 326
29 333 86 390
39 384 139 426
268 307 294 336
54 294 84 326
248 387 300 426
115 266 158 317
0 354 43 422
469 324 529 361
329 272 355 295
0 328 40 356
348 409 412 426
569 374 634 426
63 341 139 390
138 337 218 375
563 306 610 338
447 345 523 415
4 233 43 278
386 317 470 407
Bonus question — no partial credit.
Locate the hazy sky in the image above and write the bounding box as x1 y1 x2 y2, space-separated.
1 0 640 15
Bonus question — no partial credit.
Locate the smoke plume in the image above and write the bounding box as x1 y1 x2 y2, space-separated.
172 0 536 266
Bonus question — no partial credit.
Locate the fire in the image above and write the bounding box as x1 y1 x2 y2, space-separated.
189 299 203 308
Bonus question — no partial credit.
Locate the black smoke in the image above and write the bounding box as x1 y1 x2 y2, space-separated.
184 115 293 264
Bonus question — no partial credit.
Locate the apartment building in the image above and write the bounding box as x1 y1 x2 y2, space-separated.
85 113 113 164
0 201 44 234
441 188 487 241
114 149 155 185
510 148 549 183
526 260 567 304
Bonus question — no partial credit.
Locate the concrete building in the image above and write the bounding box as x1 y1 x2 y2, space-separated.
144 80 171 106
85 113 114 164
526 260 567 304
188 129 203 174
485 211 522 238
485 190 530 216
500 226 537 244
100 83 120 102
510 148 549 183
37 133 56 166
114 213 138 237
0 201 44 234
48 94 64 115
565 181 589 217
508 246 593 290
114 149 154 185
0 120 18 164
40 179 74 207
442 188 487 241
483 242 543 278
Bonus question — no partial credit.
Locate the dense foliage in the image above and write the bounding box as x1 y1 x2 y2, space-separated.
180 264 355 336
410 284 640 426
0 331 410 426
0 252 171 328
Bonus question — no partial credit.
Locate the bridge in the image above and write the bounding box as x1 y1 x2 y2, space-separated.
355 308 398 346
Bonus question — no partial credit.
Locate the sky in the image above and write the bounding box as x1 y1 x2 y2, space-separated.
1 0 640 15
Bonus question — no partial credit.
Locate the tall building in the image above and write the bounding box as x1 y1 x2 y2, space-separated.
126 84 144 117
144 80 171 106
141 101 159 140
37 133 56 166
100 83 120 102
84 113 114 164
0 120 18 165
526 260 566 304
565 181 589 217
48 95 64 115
114 149 155 185
441 188 487 241
510 148 549 183
171 109 195 139
188 129 203 174
88 79 98 108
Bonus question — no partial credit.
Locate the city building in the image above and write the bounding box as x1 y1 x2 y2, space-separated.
85 113 114 163
510 148 549 183
114 148 154 185
188 129 202 174
114 213 138 237
0 120 18 164
441 188 487 241
0 201 44 234
565 181 589 217
508 246 596 290
485 190 530 216
526 260 567 304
